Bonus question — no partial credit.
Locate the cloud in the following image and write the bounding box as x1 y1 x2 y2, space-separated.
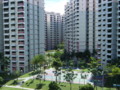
45 0 69 15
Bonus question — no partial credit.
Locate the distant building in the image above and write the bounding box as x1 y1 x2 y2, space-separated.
64 0 96 53
45 12 63 50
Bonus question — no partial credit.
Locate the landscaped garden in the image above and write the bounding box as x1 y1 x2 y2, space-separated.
0 48 120 90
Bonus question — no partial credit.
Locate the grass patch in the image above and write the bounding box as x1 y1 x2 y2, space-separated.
19 70 39 78
0 87 23 90
5 79 23 86
21 79 116 90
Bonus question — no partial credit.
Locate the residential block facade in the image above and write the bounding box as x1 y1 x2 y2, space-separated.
97 0 118 65
2 0 45 72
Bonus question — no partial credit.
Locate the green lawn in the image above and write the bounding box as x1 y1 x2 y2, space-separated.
0 87 23 90
19 70 40 78
21 79 115 90
5 79 23 86
19 72 32 78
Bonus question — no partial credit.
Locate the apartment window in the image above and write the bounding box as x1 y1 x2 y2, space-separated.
108 35 112 38
108 24 112 27
108 45 111 48
108 13 112 17
5 46 9 49
107 55 111 58
4 3 9 6
5 41 9 44
98 0 101 3
108 8 112 12
107 29 112 32
108 3 112 6
107 40 111 43
108 19 112 22
5 52 10 54
11 2 15 5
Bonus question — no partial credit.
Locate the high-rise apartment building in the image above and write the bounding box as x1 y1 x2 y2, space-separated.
45 12 63 50
2 0 45 72
97 0 118 65
64 0 96 53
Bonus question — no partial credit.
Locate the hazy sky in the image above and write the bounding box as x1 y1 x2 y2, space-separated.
45 0 69 15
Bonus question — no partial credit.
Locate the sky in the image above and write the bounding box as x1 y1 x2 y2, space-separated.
45 0 69 15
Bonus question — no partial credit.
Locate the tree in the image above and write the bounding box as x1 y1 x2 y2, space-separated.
0 77 3 84
57 43 64 49
79 84 94 90
0 53 10 71
31 54 47 81
88 57 101 89
49 82 61 90
64 67 77 90
52 58 62 83
53 50 63 59
108 65 120 89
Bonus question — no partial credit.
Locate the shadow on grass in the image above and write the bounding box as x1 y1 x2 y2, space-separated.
26 79 34 86
60 84 66 87
29 70 40 76
35 83 45 89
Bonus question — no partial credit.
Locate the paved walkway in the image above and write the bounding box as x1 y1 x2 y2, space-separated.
1 85 34 90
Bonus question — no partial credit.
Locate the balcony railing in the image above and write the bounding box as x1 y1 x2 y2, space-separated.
18 20 24 22
19 53 24 55
12 48 16 50
18 15 24 17
19 64 24 67
18 37 24 39
18 9 24 11
18 26 24 28
12 53 16 55
18 42 24 44
12 64 16 66
18 31 24 33
19 48 24 50
18 3 24 6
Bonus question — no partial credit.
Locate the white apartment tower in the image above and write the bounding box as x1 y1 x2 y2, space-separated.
65 0 96 53
45 12 63 50
97 0 118 64
3 0 45 72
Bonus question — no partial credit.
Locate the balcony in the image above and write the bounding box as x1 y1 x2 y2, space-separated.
18 9 24 12
12 48 16 50
18 20 24 23
12 53 16 55
18 26 24 28
18 31 24 33
12 58 16 61
18 37 24 39
19 64 24 67
18 3 24 6
19 59 24 61
18 14 24 17
19 48 24 50
18 42 24 44
12 64 17 67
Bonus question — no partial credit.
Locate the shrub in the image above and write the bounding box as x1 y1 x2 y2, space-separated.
0 77 3 84
12 80 18 85
36 84 44 89
79 84 94 90
49 82 61 90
